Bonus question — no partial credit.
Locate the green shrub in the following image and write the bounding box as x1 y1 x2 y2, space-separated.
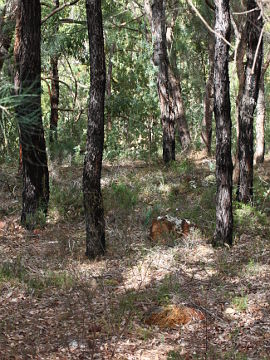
104 182 138 212
50 183 83 219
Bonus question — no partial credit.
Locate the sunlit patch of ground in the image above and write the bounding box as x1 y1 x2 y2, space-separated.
0 155 270 359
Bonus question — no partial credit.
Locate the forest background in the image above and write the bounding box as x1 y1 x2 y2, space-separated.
0 0 270 359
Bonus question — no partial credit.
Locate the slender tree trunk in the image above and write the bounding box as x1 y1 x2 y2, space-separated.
106 43 115 132
201 39 214 155
0 1 16 72
232 21 246 185
237 2 263 203
83 0 106 259
49 0 59 143
255 55 268 165
144 0 190 154
152 0 175 163
168 64 191 150
213 0 233 247
0 1 16 155
15 0 49 228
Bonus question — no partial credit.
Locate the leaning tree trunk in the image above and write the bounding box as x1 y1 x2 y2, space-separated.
15 0 49 228
83 0 106 259
49 0 60 143
152 0 175 163
237 2 263 203
201 39 215 155
213 0 233 247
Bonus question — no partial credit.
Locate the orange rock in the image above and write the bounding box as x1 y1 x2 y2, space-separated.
144 305 205 328
150 218 176 241
149 216 195 242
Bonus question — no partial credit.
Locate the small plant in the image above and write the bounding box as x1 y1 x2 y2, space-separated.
104 182 138 212
24 208 47 229
169 159 194 175
28 271 74 293
143 204 162 226
50 183 83 219
167 350 183 360
232 292 248 312
156 275 180 305
0 259 26 283
136 326 153 341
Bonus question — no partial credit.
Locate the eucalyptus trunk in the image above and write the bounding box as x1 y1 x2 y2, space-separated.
15 0 49 228
106 43 115 132
168 65 190 150
49 0 59 143
83 0 106 258
255 58 267 165
213 0 233 247
201 40 214 155
152 0 175 163
232 23 246 185
237 1 263 203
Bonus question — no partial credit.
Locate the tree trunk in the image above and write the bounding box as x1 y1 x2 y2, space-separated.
152 0 175 163
15 0 49 229
49 0 59 143
0 1 16 72
255 57 267 165
201 39 214 155
237 2 263 203
232 19 246 185
168 64 191 150
213 0 233 247
83 0 106 259
106 43 115 132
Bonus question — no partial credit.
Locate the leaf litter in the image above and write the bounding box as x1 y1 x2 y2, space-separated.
0 155 270 359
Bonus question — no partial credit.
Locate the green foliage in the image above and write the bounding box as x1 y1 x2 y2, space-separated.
0 259 73 293
234 202 268 235
24 209 47 229
104 182 138 212
50 183 83 219
0 259 27 284
156 275 181 306
169 159 195 175
143 204 162 226
232 293 248 312
167 350 183 360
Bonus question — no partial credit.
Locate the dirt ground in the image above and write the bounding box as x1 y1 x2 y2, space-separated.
0 153 270 359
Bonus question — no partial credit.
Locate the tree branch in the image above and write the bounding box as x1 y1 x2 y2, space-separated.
41 0 80 25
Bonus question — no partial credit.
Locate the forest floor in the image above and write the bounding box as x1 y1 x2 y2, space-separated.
0 151 270 359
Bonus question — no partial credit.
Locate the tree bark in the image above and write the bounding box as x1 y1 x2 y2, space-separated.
49 55 59 142
201 39 214 155
232 16 246 185
254 51 269 165
254 71 265 165
0 1 16 72
213 0 233 247
49 0 59 143
237 1 263 203
106 43 115 132
152 0 175 163
168 64 191 150
15 0 49 228
83 0 106 259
